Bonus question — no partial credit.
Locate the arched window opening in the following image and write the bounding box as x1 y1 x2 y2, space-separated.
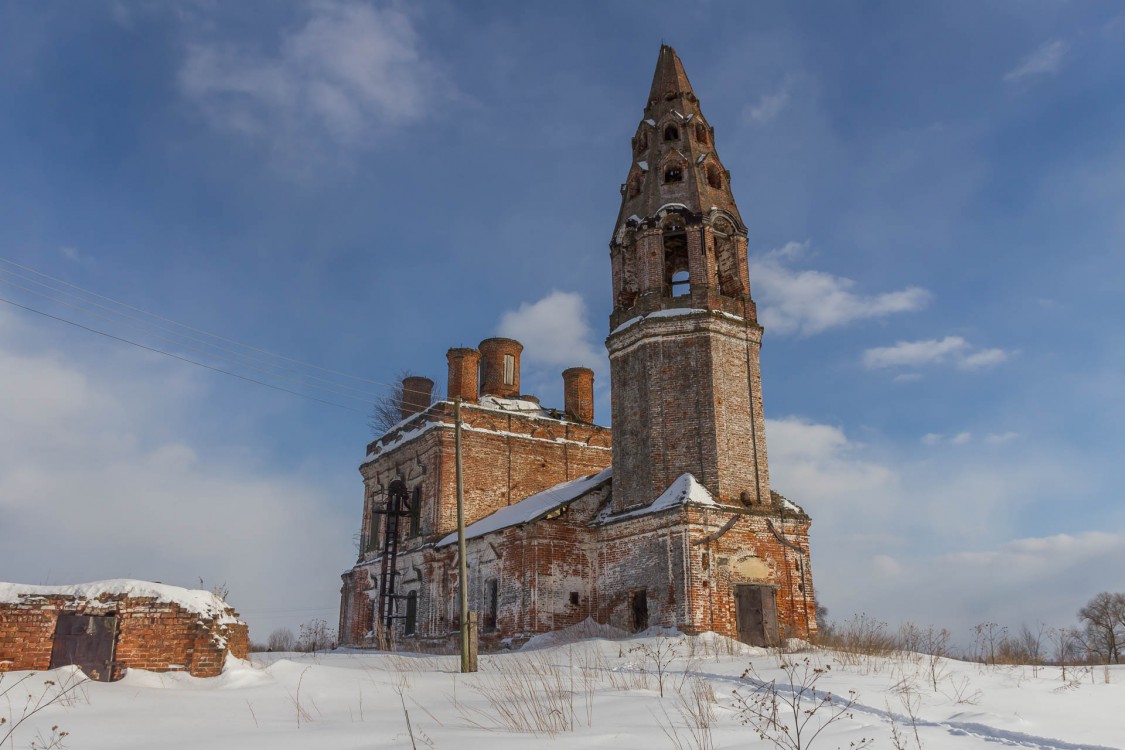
662 215 690 298
671 270 690 297
409 486 422 537
712 218 744 297
663 124 679 141
404 591 417 635
664 164 683 183
695 122 709 145
484 579 499 632
706 164 722 189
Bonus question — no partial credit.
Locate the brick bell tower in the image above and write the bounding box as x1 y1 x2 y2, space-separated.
607 45 771 513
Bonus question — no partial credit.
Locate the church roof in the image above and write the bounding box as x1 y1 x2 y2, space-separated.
436 467 612 547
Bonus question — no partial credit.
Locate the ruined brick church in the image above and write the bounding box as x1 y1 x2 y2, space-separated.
339 46 817 649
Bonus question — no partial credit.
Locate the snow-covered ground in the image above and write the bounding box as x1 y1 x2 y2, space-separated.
3 630 1122 749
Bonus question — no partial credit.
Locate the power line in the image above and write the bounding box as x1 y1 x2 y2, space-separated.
0 275 387 405
0 257 449 407
0 267 389 400
0 295 367 414
0 256 434 395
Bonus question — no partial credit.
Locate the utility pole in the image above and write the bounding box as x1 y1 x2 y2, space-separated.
454 397 477 672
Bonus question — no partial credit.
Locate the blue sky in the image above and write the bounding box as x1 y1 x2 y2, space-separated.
1 1 1123 643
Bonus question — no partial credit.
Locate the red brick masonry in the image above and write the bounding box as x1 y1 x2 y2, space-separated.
0 580 249 679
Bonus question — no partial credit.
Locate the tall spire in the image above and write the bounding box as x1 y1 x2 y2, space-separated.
646 44 697 114
608 44 754 329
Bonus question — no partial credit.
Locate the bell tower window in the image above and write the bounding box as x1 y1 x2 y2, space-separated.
664 165 683 183
663 124 679 141
503 354 515 386
671 270 690 297
661 214 689 298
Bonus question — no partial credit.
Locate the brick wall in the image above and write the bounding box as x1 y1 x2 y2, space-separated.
0 593 248 679
341 399 612 644
607 311 770 512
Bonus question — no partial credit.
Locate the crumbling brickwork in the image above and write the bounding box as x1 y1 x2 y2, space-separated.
0 582 248 679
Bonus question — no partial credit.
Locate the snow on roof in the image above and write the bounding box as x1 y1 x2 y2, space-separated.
597 472 719 523
476 395 549 416
0 579 243 624
364 419 442 464
437 467 612 547
637 160 648 171
611 308 748 336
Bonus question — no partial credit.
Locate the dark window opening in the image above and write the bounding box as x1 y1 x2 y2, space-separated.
663 165 683 183
695 122 709 145
569 591 580 607
663 124 679 141
409 486 422 537
706 164 722 189
631 590 649 632
484 579 499 631
404 591 417 635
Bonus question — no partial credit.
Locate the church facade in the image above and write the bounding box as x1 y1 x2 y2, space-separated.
339 46 817 649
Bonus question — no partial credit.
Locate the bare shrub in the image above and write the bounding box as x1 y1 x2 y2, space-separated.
971 622 1008 666
1 669 88 748
459 652 576 734
657 676 717 750
631 636 680 697
823 613 899 670
733 657 872 750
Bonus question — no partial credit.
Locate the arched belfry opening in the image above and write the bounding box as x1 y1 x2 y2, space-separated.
712 216 744 297
661 213 690 298
663 124 679 141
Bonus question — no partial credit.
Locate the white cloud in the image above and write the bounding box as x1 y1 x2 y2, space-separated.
497 290 603 370
765 413 1113 639
743 77 792 124
863 336 1012 371
950 431 972 445
862 336 968 368
959 347 1010 370
0 307 353 637
750 242 930 336
179 1 449 147
1004 39 1069 81
921 433 943 446
985 431 1020 445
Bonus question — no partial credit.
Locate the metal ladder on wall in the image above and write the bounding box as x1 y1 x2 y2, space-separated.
374 480 413 631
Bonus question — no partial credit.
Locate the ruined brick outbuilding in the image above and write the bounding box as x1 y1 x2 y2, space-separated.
0 580 249 680
340 46 817 649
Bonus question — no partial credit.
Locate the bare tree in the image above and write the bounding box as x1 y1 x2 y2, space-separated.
368 370 433 437
268 627 296 652
297 619 335 652
1078 591 1125 664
